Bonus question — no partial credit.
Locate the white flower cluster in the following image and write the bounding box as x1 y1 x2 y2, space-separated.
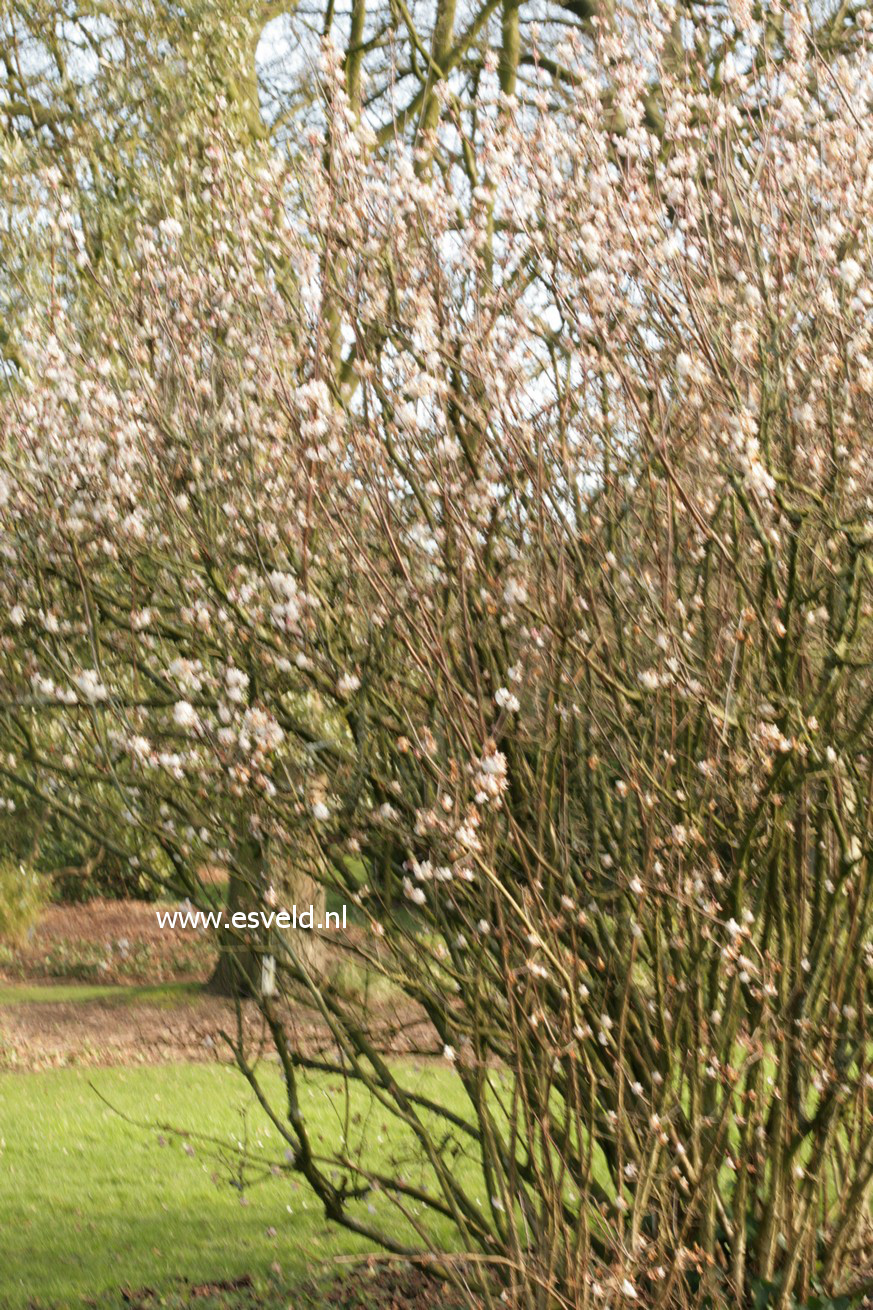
471 744 508 807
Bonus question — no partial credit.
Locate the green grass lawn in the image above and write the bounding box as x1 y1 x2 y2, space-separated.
0 1060 472 1309
0 981 202 1007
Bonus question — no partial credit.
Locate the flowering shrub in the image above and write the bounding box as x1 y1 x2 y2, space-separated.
3 8 873 1306
0 859 48 945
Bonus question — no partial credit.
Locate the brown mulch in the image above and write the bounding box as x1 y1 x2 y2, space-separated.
1 897 215 985
0 988 278 1072
20 897 205 950
0 897 258 1071
0 986 431 1074
110 1275 256 1306
0 899 431 1073
321 1266 470 1309
81 1267 466 1309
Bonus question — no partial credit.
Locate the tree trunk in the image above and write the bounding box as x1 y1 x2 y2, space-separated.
206 829 328 997
276 865 328 979
205 830 262 999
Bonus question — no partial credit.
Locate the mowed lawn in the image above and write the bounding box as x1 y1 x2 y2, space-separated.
0 1059 470 1308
